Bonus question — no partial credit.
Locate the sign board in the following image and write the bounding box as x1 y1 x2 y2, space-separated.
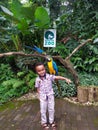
44 29 56 47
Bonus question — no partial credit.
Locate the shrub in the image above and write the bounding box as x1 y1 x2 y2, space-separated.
0 63 37 104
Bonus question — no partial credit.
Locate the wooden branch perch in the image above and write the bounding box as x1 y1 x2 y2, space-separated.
66 39 92 60
0 52 46 58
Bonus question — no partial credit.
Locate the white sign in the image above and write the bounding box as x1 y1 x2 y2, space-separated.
44 29 56 47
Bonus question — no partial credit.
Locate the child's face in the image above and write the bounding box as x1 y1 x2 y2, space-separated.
35 65 46 77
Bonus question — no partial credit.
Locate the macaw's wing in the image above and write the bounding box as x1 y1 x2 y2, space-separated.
53 61 58 75
33 45 44 54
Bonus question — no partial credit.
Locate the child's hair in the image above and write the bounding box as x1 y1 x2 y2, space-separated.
34 62 44 72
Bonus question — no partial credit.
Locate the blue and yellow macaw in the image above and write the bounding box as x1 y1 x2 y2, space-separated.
46 56 58 75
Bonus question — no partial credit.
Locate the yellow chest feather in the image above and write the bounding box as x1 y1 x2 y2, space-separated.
47 61 55 74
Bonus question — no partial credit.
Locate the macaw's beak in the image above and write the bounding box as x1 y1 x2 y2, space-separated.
47 59 51 62
45 56 51 62
47 58 51 62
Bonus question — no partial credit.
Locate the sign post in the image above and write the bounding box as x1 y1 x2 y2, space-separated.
44 29 56 47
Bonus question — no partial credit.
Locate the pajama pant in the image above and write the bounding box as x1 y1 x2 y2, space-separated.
40 94 55 124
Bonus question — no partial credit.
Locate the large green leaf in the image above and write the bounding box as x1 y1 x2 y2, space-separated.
9 0 23 21
34 7 50 28
17 18 29 34
9 0 36 23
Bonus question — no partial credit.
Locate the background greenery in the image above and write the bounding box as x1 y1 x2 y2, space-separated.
0 0 98 104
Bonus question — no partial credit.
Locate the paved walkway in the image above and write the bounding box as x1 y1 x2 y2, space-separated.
0 99 98 130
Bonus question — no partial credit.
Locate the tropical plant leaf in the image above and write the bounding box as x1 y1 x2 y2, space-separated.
17 18 29 34
9 0 23 21
9 0 36 22
0 5 13 16
34 6 50 28
13 80 25 88
93 38 98 43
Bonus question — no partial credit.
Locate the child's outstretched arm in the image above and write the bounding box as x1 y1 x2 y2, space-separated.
55 76 71 84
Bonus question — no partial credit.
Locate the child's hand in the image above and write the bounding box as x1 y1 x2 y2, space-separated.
65 78 72 84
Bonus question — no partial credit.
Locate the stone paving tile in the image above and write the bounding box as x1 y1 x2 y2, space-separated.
0 99 98 130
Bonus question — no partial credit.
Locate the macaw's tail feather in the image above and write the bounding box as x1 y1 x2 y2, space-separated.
53 61 58 75
55 71 58 75
25 45 34 50
25 45 44 54
55 80 62 96
33 45 44 54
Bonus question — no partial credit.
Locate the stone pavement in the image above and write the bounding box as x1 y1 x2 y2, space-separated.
0 99 98 130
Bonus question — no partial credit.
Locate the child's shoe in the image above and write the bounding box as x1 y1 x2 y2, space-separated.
41 123 49 130
50 121 57 130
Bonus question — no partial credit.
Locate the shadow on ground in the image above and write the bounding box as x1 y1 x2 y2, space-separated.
0 98 98 130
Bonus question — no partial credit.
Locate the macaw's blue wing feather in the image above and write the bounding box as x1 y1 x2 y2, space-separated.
53 61 58 75
33 45 44 54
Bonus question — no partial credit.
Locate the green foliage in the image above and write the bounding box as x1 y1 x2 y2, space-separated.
69 0 97 39
53 80 76 98
17 70 37 91
71 43 98 72
49 39 78 57
0 63 14 82
49 0 60 20
0 1 51 51
9 0 37 34
17 71 26 77
0 80 28 104
23 70 37 89
49 42 69 58
0 63 37 104
2 79 25 89
11 34 22 51
79 72 98 86
28 78 36 89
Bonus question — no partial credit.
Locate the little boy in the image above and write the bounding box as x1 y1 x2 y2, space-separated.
35 62 71 130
